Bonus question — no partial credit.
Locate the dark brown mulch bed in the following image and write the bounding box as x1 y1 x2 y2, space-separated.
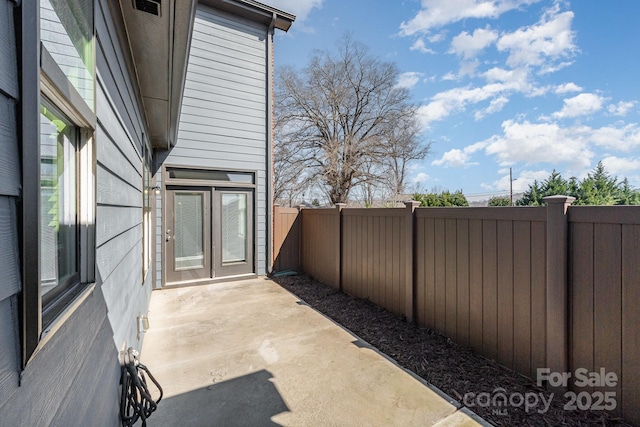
272 274 632 427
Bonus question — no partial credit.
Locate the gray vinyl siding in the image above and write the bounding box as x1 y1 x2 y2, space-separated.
94 0 151 351
0 0 152 423
0 0 24 412
162 5 269 277
154 171 163 288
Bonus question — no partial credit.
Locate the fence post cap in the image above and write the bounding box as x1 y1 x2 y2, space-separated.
334 203 347 210
543 195 576 205
404 200 421 209
297 204 306 210
273 203 281 207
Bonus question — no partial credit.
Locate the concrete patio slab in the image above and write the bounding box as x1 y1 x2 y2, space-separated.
141 278 485 426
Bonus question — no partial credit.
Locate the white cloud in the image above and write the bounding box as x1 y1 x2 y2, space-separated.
482 67 530 90
418 81 520 128
399 0 539 36
432 149 476 168
551 93 605 119
554 82 583 94
496 6 576 70
432 142 486 168
396 72 424 89
450 27 498 59
482 119 595 170
414 172 431 183
474 95 509 120
589 123 640 151
428 32 447 43
476 119 640 174
601 156 640 175
410 38 436 54
485 168 550 192
608 101 637 117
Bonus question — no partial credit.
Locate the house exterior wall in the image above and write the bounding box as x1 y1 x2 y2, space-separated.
0 0 23 412
94 0 152 352
156 4 271 285
0 0 151 424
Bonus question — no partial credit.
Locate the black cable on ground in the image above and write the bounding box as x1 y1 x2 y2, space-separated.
120 348 163 427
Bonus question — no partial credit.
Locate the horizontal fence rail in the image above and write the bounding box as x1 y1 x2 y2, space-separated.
273 200 640 424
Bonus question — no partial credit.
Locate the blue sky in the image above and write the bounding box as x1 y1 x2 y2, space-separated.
269 0 640 200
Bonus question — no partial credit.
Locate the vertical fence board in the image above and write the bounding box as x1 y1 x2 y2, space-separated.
469 219 483 353
272 207 301 272
530 221 546 379
570 222 594 394
393 216 401 315
415 218 425 325
366 216 372 299
356 214 363 297
513 221 532 376
497 220 514 369
301 209 340 289
456 219 470 347
482 220 498 361
622 224 640 425
445 218 457 339
593 223 622 415
384 217 392 312
371 216 379 306
434 218 446 334
424 218 436 329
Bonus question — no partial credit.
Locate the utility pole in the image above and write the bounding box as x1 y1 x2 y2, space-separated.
510 167 513 206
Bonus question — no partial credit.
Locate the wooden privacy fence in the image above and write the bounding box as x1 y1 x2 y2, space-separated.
272 206 300 272
568 206 640 422
272 200 640 423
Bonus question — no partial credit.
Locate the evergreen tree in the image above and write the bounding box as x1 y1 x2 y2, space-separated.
616 178 640 205
413 190 469 207
575 161 618 205
488 196 511 206
515 162 640 206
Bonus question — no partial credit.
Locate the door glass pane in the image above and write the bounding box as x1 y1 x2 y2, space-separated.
40 102 78 296
221 193 247 263
174 193 204 269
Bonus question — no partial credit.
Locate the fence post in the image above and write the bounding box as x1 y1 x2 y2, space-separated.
404 201 420 323
335 203 346 291
544 195 575 391
297 204 305 274
272 203 280 271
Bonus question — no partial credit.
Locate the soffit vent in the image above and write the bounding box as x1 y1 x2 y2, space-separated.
133 0 161 17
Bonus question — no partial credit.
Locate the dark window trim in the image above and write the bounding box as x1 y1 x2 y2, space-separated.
19 0 97 368
40 45 96 130
163 164 257 189
19 0 43 368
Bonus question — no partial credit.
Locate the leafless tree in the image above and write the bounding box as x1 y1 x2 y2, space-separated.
275 35 429 205
273 116 308 206
380 114 431 202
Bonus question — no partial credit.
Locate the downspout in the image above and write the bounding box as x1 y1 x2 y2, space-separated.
265 12 276 275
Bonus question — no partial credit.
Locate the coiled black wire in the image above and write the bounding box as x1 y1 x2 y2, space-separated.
120 349 163 427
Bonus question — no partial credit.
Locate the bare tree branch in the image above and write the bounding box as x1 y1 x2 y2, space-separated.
275 34 429 205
